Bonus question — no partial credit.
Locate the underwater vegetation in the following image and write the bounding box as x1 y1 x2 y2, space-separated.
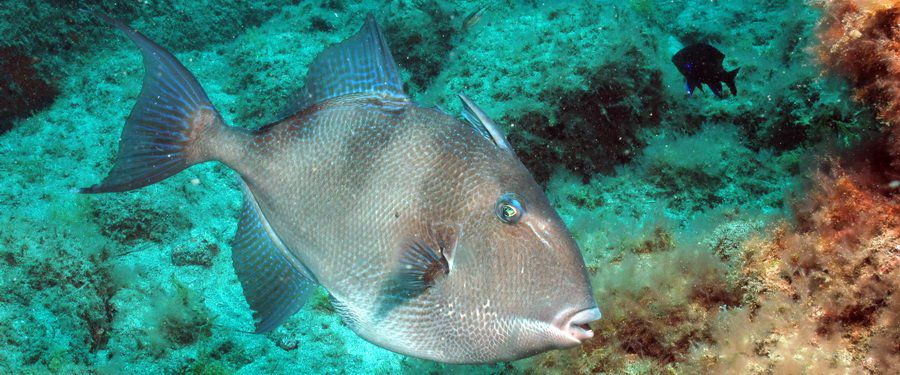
0 46 56 134
526 130 900 374
815 0 900 170
0 0 898 373
816 0 900 126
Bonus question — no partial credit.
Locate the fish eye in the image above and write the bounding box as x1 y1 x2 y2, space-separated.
495 193 525 224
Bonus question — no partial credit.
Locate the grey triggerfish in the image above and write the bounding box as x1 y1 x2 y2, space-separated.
81 14 600 364
672 43 740 98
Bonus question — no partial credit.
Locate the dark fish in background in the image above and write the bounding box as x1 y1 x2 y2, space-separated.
82 13 599 364
462 5 488 31
672 43 740 98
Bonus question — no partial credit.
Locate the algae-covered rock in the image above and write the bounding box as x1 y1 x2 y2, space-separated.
0 0 894 373
0 46 57 134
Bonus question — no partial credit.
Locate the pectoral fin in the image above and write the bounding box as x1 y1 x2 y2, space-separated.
376 224 459 317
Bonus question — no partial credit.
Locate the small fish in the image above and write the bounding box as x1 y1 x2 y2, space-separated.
672 43 740 98
82 13 599 364
462 5 488 31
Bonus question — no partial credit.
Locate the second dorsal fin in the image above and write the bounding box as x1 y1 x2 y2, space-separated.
280 14 407 117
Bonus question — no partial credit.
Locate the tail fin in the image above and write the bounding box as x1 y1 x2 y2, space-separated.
725 67 740 96
80 14 224 193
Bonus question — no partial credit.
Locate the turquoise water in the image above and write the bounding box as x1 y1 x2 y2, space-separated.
2 1 898 373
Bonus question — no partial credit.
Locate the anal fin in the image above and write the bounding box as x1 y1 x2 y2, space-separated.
231 179 317 333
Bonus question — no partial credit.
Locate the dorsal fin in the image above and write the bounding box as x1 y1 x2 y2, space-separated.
279 14 407 117
458 94 513 153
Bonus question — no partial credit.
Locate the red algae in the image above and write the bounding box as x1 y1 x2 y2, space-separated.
815 1 900 125
527 112 900 375
704 151 900 373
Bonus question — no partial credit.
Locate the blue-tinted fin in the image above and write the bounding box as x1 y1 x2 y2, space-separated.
232 179 318 333
375 241 448 318
279 14 408 117
376 224 458 317
458 94 513 153
81 13 223 193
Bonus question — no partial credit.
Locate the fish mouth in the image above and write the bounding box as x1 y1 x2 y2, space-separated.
552 306 602 346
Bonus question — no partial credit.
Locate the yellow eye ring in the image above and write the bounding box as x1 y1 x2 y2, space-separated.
495 194 525 224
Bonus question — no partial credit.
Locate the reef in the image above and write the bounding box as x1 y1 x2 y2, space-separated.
815 0 900 170
0 46 56 134
816 1 900 124
0 0 897 373
526 130 899 375
507 55 665 182
690 139 899 373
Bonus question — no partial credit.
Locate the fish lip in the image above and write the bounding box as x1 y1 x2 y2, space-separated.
552 306 602 345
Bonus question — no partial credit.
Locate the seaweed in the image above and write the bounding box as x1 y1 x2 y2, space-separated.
90 195 191 245
149 277 215 350
507 53 665 183
171 240 220 268
0 46 57 134
383 2 456 91
687 143 900 373
815 1 900 127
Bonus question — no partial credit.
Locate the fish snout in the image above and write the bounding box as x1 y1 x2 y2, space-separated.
551 306 602 346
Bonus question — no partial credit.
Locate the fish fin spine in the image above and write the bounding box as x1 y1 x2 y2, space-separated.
80 14 239 193
458 93 514 153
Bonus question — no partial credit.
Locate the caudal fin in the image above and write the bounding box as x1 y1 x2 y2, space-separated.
725 67 740 96
80 14 224 193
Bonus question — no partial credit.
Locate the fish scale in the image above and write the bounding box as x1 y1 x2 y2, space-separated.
83 13 599 364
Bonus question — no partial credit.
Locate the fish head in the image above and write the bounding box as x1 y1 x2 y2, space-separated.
405 143 599 363
460 161 598 359
362 108 599 363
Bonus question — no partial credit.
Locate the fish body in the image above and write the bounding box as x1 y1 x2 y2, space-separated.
83 14 599 364
671 43 740 97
